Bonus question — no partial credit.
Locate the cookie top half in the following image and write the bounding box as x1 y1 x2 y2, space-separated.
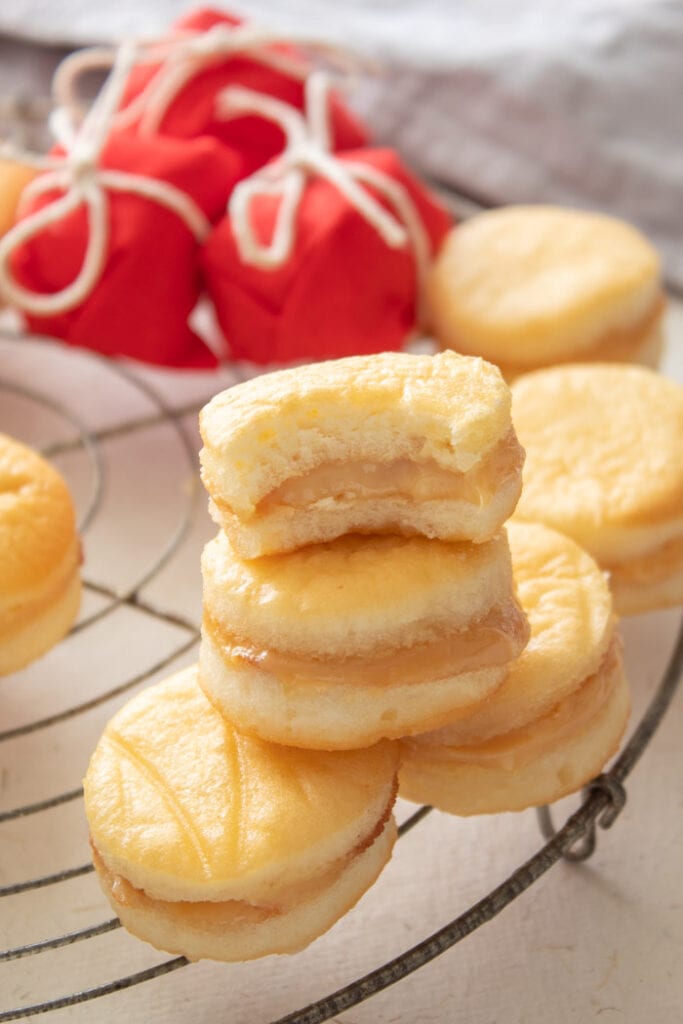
84 667 399 903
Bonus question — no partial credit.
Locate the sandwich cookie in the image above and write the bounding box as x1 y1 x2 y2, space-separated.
512 364 683 614
0 156 37 240
428 206 665 378
399 522 629 814
199 350 524 558
0 433 81 674
199 530 529 750
85 666 399 961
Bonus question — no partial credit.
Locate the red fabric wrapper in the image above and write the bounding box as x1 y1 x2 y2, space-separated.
121 8 367 176
201 147 453 365
11 132 243 367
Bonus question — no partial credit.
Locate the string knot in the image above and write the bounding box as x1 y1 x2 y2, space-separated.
68 143 98 184
286 139 329 170
0 42 211 317
219 72 431 321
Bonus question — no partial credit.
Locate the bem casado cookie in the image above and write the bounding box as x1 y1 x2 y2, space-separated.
511 364 683 614
399 522 629 814
0 432 81 674
199 350 524 558
428 206 665 378
85 666 399 961
199 529 529 749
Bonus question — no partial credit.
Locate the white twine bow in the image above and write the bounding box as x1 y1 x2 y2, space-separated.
53 23 361 138
0 42 211 317
217 73 432 324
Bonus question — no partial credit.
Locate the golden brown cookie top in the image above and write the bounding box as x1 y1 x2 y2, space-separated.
84 666 399 902
202 529 515 656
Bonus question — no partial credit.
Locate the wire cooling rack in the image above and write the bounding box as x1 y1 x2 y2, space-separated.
0 326 682 1024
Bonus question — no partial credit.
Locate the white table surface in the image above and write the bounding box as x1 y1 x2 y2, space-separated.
0 299 681 1024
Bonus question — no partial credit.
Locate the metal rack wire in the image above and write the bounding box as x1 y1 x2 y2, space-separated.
0 327 681 1024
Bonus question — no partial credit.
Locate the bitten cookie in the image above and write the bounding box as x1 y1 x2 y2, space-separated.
199 529 529 750
428 206 665 377
399 522 629 814
85 666 399 962
199 351 524 558
0 432 81 674
511 364 683 614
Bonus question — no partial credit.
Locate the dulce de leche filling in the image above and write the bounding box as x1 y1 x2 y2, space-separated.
204 597 529 688
410 634 623 771
257 430 523 513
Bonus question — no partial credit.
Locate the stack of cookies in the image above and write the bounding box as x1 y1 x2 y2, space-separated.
84 350 531 963
197 350 529 750
84 348 632 964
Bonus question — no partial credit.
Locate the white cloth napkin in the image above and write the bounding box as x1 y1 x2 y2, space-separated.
1 0 682 287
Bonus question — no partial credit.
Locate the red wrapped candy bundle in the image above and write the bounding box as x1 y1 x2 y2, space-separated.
0 13 452 370
57 8 367 179
0 52 245 367
201 78 453 364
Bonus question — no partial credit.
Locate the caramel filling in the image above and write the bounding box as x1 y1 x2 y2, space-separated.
204 598 529 689
257 430 523 513
93 844 347 927
411 635 622 771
